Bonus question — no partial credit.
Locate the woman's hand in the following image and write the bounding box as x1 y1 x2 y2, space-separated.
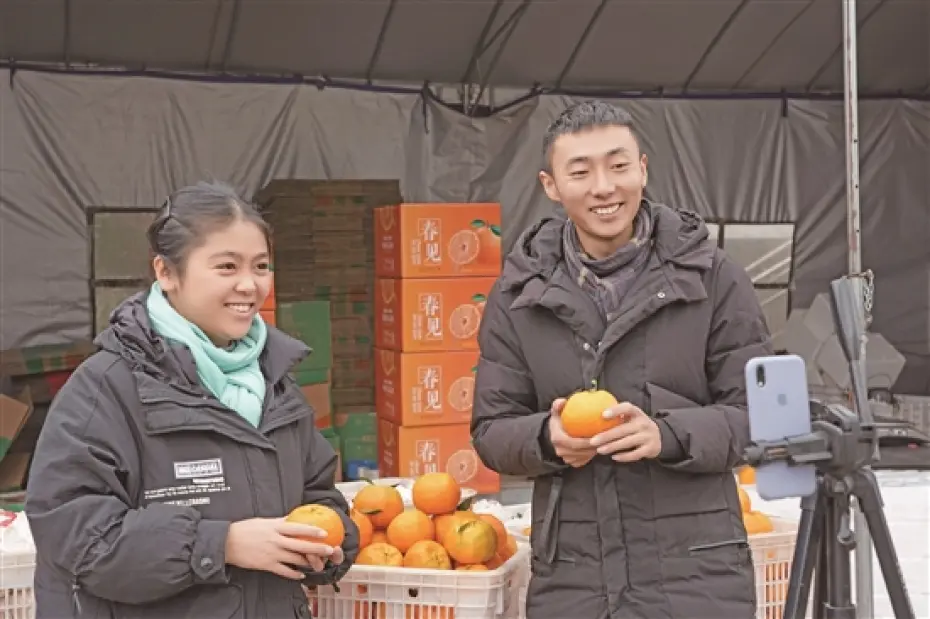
225 517 337 580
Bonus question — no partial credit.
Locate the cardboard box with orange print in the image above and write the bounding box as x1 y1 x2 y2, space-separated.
374 348 477 427
374 277 494 352
374 203 502 278
377 419 500 494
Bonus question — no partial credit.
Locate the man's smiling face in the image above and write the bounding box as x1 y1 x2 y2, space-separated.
539 123 648 258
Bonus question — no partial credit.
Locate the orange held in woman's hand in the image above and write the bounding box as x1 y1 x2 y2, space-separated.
560 389 621 439
285 504 346 548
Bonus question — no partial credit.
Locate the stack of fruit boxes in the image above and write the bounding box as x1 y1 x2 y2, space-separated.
372 203 504 495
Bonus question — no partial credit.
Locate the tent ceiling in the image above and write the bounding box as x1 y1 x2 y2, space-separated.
1 0 928 95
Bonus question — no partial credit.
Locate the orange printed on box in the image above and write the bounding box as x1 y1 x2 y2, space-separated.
374 203 502 278
377 419 500 494
374 277 494 352
374 348 477 427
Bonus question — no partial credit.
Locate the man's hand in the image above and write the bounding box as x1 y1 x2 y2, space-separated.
589 403 662 463
548 398 598 468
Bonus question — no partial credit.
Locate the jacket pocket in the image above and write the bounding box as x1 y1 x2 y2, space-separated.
659 540 756 617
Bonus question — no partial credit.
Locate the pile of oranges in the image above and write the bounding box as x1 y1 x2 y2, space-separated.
349 472 519 571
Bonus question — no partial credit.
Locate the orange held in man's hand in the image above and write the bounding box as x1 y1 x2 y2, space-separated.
285 504 346 548
560 389 622 439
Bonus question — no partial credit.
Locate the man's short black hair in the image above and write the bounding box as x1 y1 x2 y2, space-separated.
542 100 641 168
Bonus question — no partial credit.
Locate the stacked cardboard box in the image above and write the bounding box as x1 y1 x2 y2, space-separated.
373 203 503 494
275 300 333 430
256 180 402 418
256 180 402 479
0 341 98 490
334 411 379 481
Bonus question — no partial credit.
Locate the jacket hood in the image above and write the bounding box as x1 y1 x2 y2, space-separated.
95 291 309 387
499 201 715 293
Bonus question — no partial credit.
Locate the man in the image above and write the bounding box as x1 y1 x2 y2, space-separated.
471 100 773 619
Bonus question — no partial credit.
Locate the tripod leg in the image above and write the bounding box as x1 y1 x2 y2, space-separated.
784 488 823 619
822 487 856 618
852 469 916 619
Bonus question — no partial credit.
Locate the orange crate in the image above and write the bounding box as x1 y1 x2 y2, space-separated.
374 348 477 427
375 203 502 278
374 277 495 352
377 419 500 494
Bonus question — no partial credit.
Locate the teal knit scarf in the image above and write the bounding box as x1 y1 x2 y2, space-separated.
145 283 268 427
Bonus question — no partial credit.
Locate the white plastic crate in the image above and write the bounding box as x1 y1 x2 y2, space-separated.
306 541 530 619
0 546 35 619
513 517 799 619
750 517 800 619
0 513 36 619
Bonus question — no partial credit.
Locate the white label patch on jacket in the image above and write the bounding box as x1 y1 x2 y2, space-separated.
174 458 224 479
143 458 231 507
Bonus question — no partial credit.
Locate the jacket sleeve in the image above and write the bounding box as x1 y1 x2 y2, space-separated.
471 284 569 478
299 417 360 587
655 253 774 473
24 359 231 605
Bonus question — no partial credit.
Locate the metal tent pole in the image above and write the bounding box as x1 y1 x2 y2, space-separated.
841 0 873 616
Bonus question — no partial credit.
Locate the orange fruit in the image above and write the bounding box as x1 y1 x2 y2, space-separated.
285 504 346 548
560 389 621 439
386 509 435 553
443 518 497 565
412 472 462 516
449 304 481 340
403 540 452 570
353 482 405 529
356 542 404 567
743 510 775 535
737 486 752 513
738 466 757 485
351 509 374 549
446 449 480 484
483 533 517 570
434 510 478 545
447 376 475 413
476 514 507 549
371 530 389 544
448 229 480 266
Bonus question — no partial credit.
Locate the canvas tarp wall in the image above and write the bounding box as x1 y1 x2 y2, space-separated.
1 69 929 392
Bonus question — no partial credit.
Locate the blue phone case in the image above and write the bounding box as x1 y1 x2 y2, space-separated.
744 354 818 501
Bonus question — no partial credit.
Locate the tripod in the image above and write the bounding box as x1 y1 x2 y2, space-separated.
745 401 916 619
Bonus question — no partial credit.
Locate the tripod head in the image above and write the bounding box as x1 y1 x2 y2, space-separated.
743 274 880 476
743 400 876 477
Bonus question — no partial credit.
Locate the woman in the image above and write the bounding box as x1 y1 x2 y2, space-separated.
25 181 359 618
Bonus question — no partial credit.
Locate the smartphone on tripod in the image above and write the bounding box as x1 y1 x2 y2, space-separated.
744 354 817 501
